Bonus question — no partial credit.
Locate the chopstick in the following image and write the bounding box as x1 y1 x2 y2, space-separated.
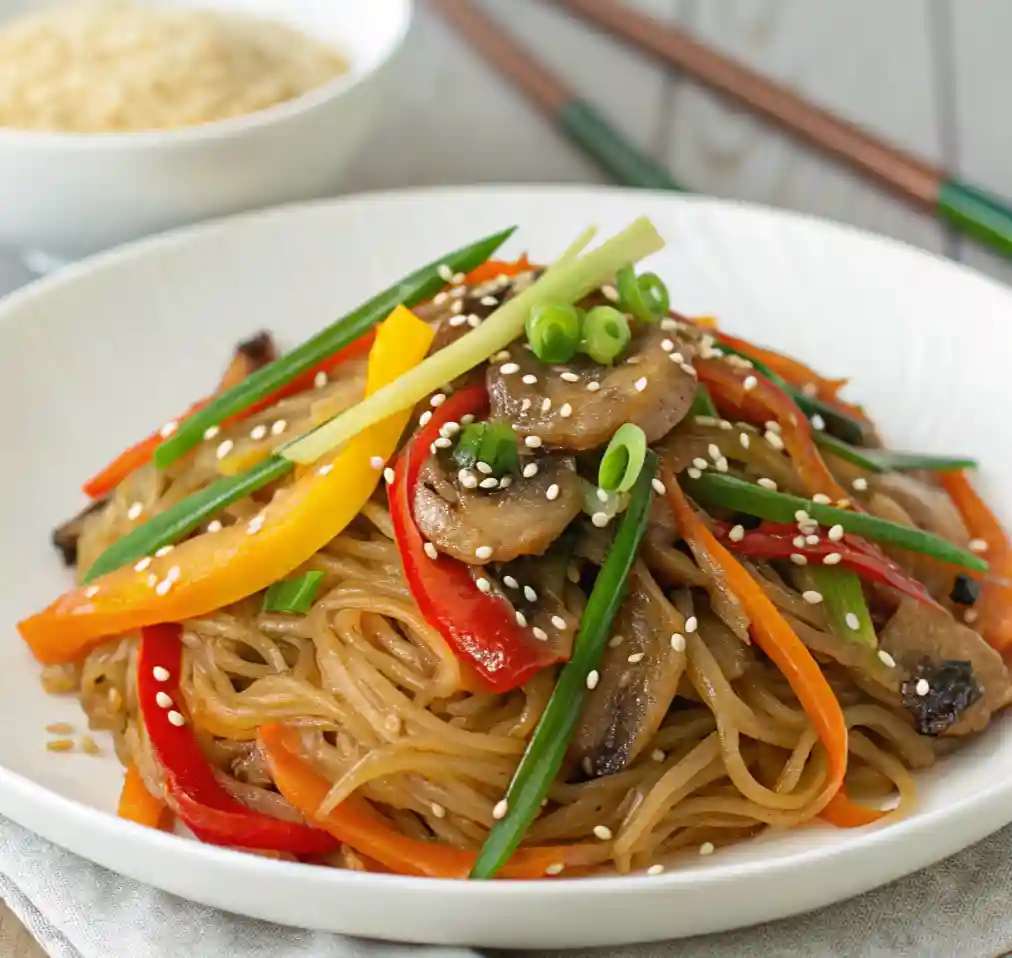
429 0 683 192
557 0 1012 261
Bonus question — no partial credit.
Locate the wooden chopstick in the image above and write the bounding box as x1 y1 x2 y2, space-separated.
556 0 1012 260
430 0 684 192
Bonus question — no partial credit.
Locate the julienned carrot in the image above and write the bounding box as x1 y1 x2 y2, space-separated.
258 724 601 879
940 470 1012 651
463 254 534 286
117 762 172 831
664 470 885 827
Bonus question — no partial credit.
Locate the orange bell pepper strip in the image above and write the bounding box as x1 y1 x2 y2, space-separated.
940 470 1012 651
463 254 535 286
664 470 884 826
19 306 434 665
695 357 852 504
117 762 172 831
258 724 600 879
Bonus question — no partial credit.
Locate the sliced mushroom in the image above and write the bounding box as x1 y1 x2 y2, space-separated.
414 452 582 564
486 325 697 451
570 563 687 777
52 498 108 567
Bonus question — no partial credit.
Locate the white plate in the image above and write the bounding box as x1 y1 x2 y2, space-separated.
2 186 1012 949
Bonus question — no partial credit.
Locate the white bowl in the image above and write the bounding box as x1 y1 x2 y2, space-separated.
0 0 412 262
3 186 1012 948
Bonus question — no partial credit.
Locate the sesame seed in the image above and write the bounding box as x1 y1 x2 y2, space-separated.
433 437 452 451
587 381 601 392
369 456 385 470
152 666 170 682
471 461 492 476
586 670 600 690
476 577 492 594
660 339 674 353
561 371 580 383
828 524 844 542
249 424 267 441
845 612 861 630
430 393 446 408
479 477 499 490
519 399 532 414
969 538 989 553
492 799 509 820
313 370 329 389
545 863 565 876
437 264 454 282
419 411 433 427
551 615 567 630
500 362 520 375
449 314 466 327
823 552 843 565
647 864 665 876
692 458 709 470
560 402 573 418
546 483 560 501
523 463 539 479
805 534 820 546
729 524 745 542
159 420 178 438
134 557 152 572
681 363 697 378
757 478 778 491
155 545 174 557
699 842 715 857
853 477 868 491
634 376 648 392
764 421 781 434
684 616 698 633
533 627 548 641
765 431 785 451
811 493 831 505
811 414 826 431
270 420 287 437
215 439 234 460
739 433 751 449
155 579 173 596
743 376 758 391
793 535 806 548
503 576 518 589
481 295 499 307
475 545 493 560
383 467 396 485
166 565 181 583
627 652 645 664
524 585 537 602
430 802 446 819
715 457 729 473
247 514 266 536
652 478 666 495
146 574 158 588
515 611 528 627
670 352 685 364
203 425 220 441
915 678 930 696
525 435 543 448
601 284 619 302
440 422 460 438
795 510 810 523
660 318 678 331
878 649 896 668
459 472 478 489
704 443 718 461
541 397 552 413
423 542 438 560
687 468 703 480
522 374 538 385
593 825 613 841
591 511 611 527
155 691 173 709
802 590 823 605
167 710 186 727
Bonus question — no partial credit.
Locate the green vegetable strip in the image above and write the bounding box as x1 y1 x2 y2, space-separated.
153 227 517 469
284 218 665 465
83 456 292 582
263 571 326 614
690 384 719 418
470 452 657 880
797 566 877 649
683 472 988 573
598 423 647 493
717 343 867 445
813 432 978 475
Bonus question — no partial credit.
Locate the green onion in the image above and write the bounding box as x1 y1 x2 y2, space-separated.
598 423 647 493
797 566 877 649
262 571 325 614
717 343 868 445
153 227 518 469
580 305 630 364
526 303 582 363
683 472 988 573
813 432 977 474
283 218 665 465
84 456 292 582
453 422 518 476
690 384 719 418
616 265 669 323
470 452 657 879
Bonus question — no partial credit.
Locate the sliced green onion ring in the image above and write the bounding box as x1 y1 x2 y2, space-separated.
526 303 581 364
616 265 669 323
263 571 326 614
581 305 630 365
598 423 647 493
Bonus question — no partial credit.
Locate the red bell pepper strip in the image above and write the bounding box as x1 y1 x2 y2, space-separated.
695 357 852 504
664 470 886 827
258 724 601 879
463 254 534 286
713 521 941 609
388 386 565 692
138 623 338 854
940 471 1012 650
82 334 373 500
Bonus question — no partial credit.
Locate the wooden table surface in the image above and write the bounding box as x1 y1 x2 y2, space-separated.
3 0 1012 954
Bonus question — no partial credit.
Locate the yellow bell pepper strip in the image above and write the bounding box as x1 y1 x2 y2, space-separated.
258 724 602 879
117 762 172 831
940 470 1012 651
664 469 885 826
18 306 434 665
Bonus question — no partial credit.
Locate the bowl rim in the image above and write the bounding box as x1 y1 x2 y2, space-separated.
0 0 412 150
